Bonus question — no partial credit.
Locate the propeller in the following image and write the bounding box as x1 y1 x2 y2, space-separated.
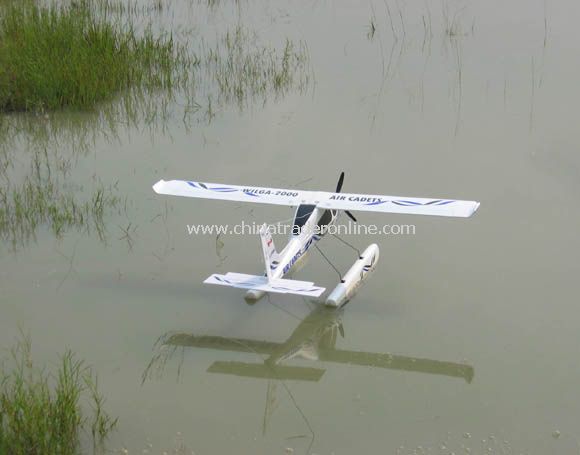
345 210 357 223
336 171 345 193
335 171 357 222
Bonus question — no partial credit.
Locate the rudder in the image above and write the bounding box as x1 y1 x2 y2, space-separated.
259 223 279 280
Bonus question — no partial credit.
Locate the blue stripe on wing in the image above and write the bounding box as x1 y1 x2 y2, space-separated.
393 200 422 206
187 181 239 193
393 199 455 206
209 187 238 192
365 200 388 206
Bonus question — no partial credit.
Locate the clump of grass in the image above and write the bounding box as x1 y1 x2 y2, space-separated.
0 0 182 112
0 335 117 454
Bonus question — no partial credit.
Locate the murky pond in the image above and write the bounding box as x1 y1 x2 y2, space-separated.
2 0 580 453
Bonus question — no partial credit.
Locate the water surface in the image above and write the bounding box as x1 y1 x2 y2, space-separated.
1 1 580 453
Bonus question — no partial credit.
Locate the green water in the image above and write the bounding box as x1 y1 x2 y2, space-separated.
1 1 580 453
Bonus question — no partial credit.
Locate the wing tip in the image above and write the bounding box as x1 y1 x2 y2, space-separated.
152 179 166 194
468 201 480 217
458 201 480 218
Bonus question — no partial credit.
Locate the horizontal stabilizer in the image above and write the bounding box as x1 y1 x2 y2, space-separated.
204 272 324 297
207 361 325 382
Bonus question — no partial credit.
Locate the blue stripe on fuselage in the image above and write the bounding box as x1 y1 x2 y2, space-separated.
282 233 320 274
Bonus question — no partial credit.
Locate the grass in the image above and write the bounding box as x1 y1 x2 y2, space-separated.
0 109 124 249
0 0 182 112
0 0 310 118
202 26 310 110
0 1 311 247
442 1 472 38
0 335 117 454
0 155 120 247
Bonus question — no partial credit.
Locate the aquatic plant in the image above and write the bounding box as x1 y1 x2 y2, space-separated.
0 335 117 454
202 26 310 110
0 0 312 249
0 152 120 248
0 0 183 112
442 0 473 38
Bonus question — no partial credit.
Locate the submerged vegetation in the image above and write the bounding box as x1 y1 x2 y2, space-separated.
204 27 310 109
0 123 121 248
0 336 117 454
0 0 183 112
0 174 119 248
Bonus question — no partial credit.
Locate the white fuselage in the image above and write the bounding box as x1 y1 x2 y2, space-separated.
245 206 337 300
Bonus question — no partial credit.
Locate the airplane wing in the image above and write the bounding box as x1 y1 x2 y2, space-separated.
318 349 474 383
152 179 312 207
153 179 479 217
315 191 480 218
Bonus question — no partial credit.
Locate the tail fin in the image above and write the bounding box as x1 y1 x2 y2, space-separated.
259 224 279 281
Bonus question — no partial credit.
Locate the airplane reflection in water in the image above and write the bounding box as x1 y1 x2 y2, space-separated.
145 305 474 384
144 305 474 441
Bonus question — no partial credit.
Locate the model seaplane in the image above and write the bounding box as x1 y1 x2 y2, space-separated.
152 173 479 304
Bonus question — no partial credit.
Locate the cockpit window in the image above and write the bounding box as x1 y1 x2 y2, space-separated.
292 204 315 235
317 209 333 234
